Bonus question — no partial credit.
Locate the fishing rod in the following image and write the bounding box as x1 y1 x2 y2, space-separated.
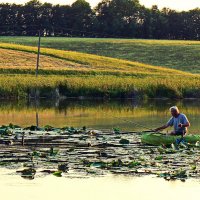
113 117 156 133
78 103 156 133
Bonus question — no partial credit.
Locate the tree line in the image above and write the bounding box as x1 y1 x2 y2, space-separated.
0 0 199 40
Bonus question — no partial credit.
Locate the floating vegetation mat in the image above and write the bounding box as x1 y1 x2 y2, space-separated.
0 124 200 181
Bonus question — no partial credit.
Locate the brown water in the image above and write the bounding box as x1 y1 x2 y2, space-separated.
1 99 200 199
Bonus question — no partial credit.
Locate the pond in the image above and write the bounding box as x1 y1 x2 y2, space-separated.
1 98 200 199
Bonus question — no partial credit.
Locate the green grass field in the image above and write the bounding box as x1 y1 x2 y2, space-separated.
0 37 200 99
1 37 200 73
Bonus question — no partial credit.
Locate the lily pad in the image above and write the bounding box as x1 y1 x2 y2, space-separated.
53 171 62 177
119 139 130 145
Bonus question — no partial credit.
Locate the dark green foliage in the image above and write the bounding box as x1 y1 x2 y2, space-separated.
155 156 163 160
113 128 120 134
0 0 199 39
44 125 57 131
32 151 40 157
110 159 124 167
128 161 141 168
158 169 187 180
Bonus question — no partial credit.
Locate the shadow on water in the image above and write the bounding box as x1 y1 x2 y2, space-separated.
0 98 199 132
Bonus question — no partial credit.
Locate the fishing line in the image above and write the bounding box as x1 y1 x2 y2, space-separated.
77 102 156 132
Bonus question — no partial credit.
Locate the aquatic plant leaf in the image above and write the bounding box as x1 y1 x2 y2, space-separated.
190 165 196 170
49 147 59 156
82 126 87 131
58 164 68 172
17 168 36 180
113 128 120 134
128 161 141 168
119 139 130 145
90 162 107 168
155 156 163 161
32 151 40 157
110 159 124 167
53 171 62 177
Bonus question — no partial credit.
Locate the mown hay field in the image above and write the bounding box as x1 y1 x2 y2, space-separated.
0 37 200 73
0 43 191 76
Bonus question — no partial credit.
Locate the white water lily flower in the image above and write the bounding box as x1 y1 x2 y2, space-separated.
195 141 200 147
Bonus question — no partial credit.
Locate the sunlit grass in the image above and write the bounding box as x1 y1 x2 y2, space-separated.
0 42 199 99
0 48 82 70
0 74 199 98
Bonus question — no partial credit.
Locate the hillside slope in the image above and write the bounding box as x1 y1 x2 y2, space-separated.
0 42 200 99
0 37 200 73
0 43 193 76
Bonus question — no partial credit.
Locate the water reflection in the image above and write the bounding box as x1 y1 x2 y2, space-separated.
0 99 199 133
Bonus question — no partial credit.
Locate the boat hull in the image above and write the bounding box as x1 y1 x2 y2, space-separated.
141 133 200 146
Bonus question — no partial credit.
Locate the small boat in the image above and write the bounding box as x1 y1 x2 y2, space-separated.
141 133 200 146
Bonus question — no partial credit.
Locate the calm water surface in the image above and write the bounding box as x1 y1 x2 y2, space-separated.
0 99 200 132
1 99 200 199
1 169 200 200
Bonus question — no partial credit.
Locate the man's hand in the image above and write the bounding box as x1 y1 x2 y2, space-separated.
178 123 183 128
154 124 169 132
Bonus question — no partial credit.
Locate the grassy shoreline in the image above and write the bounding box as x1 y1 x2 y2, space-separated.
0 74 199 99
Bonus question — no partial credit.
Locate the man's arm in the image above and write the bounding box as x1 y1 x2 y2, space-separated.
154 124 170 132
154 117 173 132
179 115 190 128
178 122 190 128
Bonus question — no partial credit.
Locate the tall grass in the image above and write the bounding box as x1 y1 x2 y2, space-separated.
0 74 200 99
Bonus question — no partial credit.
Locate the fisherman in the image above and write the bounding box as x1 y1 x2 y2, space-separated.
154 106 190 135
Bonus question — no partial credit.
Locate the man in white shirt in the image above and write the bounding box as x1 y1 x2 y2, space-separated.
155 106 190 135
